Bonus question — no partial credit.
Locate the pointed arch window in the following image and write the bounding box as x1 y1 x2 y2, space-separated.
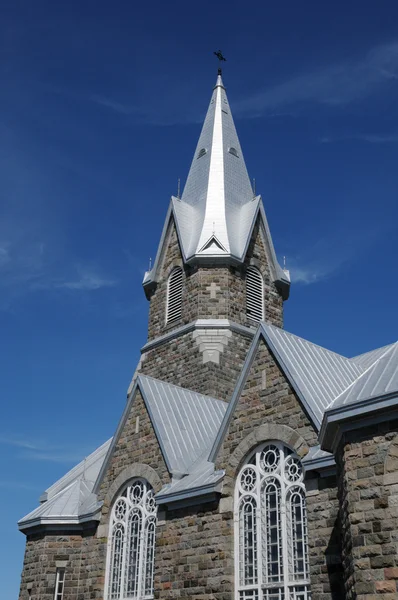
235 443 310 600
246 267 264 324
105 479 157 600
166 267 183 324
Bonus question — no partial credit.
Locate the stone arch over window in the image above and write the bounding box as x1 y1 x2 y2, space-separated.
166 266 183 324
235 441 311 600
246 266 264 324
104 478 157 600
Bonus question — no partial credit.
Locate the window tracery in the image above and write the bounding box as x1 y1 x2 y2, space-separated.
105 479 157 600
235 443 310 600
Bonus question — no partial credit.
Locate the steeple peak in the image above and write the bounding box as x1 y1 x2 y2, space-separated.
177 73 256 259
215 69 225 88
143 74 290 300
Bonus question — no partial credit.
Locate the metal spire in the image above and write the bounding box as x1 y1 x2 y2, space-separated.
179 72 255 257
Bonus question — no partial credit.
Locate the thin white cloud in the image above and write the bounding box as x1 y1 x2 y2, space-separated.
91 94 141 116
0 237 117 307
321 133 398 144
0 433 96 464
235 41 398 117
58 271 117 291
0 434 40 450
20 450 88 463
283 216 392 286
0 481 42 491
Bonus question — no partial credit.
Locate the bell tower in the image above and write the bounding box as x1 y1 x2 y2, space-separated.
137 72 290 400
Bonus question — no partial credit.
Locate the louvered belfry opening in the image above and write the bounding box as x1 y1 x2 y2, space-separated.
246 266 264 324
166 267 183 324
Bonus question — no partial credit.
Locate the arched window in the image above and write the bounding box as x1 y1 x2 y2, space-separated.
166 267 183 324
246 267 264 324
235 443 310 600
105 479 157 600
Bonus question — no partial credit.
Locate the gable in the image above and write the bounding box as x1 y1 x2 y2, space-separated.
137 375 227 477
211 333 319 471
95 388 170 504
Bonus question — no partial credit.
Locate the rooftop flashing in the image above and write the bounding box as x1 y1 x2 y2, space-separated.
319 391 398 453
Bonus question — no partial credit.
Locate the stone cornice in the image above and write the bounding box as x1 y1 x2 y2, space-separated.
141 319 255 354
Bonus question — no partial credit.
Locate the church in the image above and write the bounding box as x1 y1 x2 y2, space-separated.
18 70 398 600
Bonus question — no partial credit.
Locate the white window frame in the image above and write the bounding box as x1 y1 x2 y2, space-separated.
104 479 157 600
234 442 311 600
54 567 66 600
165 267 183 324
246 267 264 324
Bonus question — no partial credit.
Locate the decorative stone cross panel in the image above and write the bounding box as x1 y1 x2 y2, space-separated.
206 282 221 299
192 329 232 364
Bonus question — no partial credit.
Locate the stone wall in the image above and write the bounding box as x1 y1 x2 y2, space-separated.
306 474 345 599
145 217 283 340
155 501 233 600
337 420 398 599
140 329 252 399
215 340 319 474
214 338 343 600
18 528 100 600
141 217 284 399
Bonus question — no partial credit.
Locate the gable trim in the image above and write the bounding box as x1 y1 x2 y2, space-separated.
208 324 321 464
93 378 171 496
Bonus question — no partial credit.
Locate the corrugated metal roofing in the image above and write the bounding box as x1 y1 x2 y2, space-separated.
19 439 112 529
19 479 100 528
43 438 111 502
262 323 364 427
156 459 224 502
349 342 397 370
331 342 398 408
138 375 227 476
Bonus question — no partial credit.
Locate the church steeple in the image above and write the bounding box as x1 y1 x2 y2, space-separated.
179 72 255 257
143 73 289 300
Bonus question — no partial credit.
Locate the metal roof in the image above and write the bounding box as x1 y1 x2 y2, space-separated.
349 342 397 370
137 375 227 476
142 75 290 299
262 323 364 427
41 438 111 502
19 440 111 530
156 459 224 504
330 342 398 408
20 329 398 528
180 73 256 258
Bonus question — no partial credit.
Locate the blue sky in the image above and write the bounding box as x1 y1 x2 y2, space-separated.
1 0 398 596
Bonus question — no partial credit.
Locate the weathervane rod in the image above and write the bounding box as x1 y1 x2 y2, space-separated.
213 49 226 74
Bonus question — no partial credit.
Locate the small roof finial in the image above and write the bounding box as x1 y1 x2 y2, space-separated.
213 50 226 75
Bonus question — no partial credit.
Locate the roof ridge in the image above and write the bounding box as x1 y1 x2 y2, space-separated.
262 322 353 363
349 340 398 363
325 343 397 409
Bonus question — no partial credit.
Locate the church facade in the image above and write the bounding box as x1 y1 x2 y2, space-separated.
18 72 398 600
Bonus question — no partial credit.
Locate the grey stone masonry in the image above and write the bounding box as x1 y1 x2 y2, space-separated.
336 420 398 600
18 390 171 600
214 339 343 600
146 217 283 343
140 216 284 398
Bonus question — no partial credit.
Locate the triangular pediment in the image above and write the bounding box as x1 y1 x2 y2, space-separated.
198 235 228 254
